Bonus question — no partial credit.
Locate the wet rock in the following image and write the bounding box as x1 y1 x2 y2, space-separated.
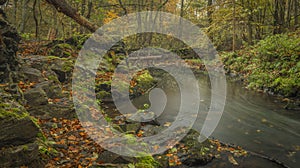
90 163 129 168
0 89 43 167
125 123 141 133
20 67 44 83
44 69 61 83
96 150 136 164
34 80 64 98
0 142 43 167
24 87 48 106
177 130 214 166
50 58 74 83
19 55 48 71
112 124 125 133
140 125 163 137
19 55 74 83
126 111 160 126
27 101 76 119
0 89 40 147
0 116 39 147
155 129 214 167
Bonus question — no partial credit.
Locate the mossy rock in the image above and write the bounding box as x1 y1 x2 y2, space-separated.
0 89 40 147
49 57 75 83
0 105 28 120
0 89 28 120
50 43 75 58
0 142 44 167
154 129 214 167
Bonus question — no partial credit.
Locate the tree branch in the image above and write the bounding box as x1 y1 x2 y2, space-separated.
45 0 98 32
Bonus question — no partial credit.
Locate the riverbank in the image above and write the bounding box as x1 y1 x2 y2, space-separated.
219 30 300 109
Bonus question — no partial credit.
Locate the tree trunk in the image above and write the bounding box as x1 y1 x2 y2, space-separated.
295 0 299 29
273 0 286 34
86 0 92 19
12 0 17 24
286 0 292 28
20 0 30 33
232 0 236 51
207 0 213 24
118 0 127 15
33 0 38 38
246 0 253 44
45 0 98 32
207 0 213 41
179 0 184 38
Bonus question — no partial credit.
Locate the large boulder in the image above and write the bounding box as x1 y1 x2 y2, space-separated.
0 142 42 168
0 89 39 147
24 87 48 106
19 67 45 83
154 129 214 167
27 101 76 119
0 88 43 167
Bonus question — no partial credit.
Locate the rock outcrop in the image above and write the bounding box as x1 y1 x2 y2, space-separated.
0 11 43 167
0 88 43 167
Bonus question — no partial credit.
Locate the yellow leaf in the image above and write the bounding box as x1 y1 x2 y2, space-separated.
228 154 239 165
164 122 172 127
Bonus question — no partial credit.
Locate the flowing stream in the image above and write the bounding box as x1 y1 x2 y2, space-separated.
130 72 300 167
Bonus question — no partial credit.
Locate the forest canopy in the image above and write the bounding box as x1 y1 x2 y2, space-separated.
1 0 299 50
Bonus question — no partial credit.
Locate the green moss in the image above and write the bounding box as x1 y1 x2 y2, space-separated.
62 51 71 57
62 60 74 72
130 70 155 96
124 134 137 144
56 43 73 50
135 155 161 168
47 56 70 62
22 145 29 151
0 103 29 120
96 91 111 100
47 75 59 82
47 55 62 60
30 116 41 129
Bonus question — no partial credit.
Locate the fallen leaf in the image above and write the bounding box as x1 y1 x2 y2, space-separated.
166 153 173 157
68 135 77 141
164 122 172 127
228 154 238 165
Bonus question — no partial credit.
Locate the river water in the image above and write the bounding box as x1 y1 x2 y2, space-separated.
130 72 299 167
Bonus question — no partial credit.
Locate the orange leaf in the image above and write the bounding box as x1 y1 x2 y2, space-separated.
0 83 8 87
79 132 86 137
68 135 77 141
166 153 173 157
53 98 61 103
53 157 59 161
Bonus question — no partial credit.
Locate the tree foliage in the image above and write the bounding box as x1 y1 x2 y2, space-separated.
2 0 298 50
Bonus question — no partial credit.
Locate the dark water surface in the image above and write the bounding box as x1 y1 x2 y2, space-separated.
130 73 299 167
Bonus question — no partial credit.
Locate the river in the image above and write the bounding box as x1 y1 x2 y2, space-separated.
130 72 300 168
